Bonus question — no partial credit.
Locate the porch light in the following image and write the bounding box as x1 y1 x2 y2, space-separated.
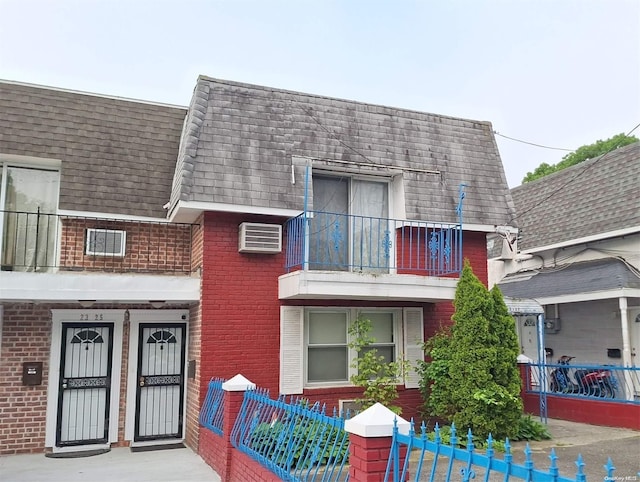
149 300 166 309
78 300 95 308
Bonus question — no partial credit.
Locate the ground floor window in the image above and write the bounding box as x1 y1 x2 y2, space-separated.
280 305 424 394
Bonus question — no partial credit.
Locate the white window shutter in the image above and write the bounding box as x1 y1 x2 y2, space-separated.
280 306 304 395
403 308 424 389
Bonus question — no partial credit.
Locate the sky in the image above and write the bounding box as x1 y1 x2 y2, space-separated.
1 0 638 187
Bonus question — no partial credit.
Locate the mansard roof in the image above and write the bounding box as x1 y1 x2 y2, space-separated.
170 76 516 227
0 80 186 218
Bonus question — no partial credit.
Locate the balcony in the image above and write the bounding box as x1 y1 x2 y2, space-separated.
1 210 197 274
279 211 462 302
0 210 200 304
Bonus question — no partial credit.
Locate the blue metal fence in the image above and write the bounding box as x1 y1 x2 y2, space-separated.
230 388 350 482
524 362 640 403
199 378 225 435
385 421 617 482
285 211 463 276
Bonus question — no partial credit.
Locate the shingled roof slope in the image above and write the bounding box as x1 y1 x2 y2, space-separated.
511 141 640 250
0 81 186 218
170 77 516 226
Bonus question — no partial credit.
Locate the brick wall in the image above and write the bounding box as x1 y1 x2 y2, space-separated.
0 304 51 455
0 302 192 454
199 212 285 394
198 213 489 426
59 218 193 273
184 215 204 451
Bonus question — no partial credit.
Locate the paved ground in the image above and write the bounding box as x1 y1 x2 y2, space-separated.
0 446 221 482
411 418 640 481
0 419 638 482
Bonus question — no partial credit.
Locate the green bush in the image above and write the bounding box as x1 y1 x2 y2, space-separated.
348 315 408 414
418 260 523 440
512 415 551 441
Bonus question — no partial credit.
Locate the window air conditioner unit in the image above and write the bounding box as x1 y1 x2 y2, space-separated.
86 228 126 257
238 223 282 253
544 318 561 334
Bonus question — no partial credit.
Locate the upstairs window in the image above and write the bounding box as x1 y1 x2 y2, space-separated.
0 162 60 271
310 175 389 273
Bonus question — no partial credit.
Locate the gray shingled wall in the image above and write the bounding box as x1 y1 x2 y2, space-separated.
511 141 640 250
172 77 516 226
0 82 186 218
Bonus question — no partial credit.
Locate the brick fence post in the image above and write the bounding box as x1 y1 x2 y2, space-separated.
220 374 255 482
344 403 411 482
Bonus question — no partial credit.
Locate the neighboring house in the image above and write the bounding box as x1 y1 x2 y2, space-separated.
489 142 640 372
0 76 517 455
0 81 199 455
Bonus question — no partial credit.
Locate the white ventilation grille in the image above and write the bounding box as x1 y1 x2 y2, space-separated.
86 228 126 257
238 223 282 253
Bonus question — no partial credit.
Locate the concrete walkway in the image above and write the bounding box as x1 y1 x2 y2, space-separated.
0 446 221 482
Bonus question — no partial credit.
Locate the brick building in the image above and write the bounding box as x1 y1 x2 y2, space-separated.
0 77 516 455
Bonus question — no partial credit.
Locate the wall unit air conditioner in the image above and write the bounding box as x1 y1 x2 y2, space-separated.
544 318 561 334
238 223 282 253
86 228 126 257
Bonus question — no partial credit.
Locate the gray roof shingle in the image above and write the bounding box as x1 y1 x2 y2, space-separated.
511 141 640 250
170 77 516 226
499 258 640 299
0 81 187 218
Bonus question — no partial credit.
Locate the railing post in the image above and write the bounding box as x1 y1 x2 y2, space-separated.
220 374 256 482
344 403 411 482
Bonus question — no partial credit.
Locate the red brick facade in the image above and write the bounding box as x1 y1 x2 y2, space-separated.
59 218 193 273
195 212 490 430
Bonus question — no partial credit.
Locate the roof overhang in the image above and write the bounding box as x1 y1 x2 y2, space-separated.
278 271 458 302
498 258 640 306
0 272 200 304
168 200 301 223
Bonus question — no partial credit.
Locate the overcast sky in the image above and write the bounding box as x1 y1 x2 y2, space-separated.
1 0 638 187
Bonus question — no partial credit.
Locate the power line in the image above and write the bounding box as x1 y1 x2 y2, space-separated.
493 131 574 152
508 122 640 225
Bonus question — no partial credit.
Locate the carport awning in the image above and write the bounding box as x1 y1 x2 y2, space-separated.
499 258 640 300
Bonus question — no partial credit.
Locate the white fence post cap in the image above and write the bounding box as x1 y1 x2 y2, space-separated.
222 374 256 391
344 402 410 437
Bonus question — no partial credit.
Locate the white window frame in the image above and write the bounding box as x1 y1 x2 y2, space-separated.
85 228 127 257
303 308 402 388
0 155 62 270
310 172 394 273
280 306 424 394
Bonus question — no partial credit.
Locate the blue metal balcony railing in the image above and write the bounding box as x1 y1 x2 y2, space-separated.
284 211 463 276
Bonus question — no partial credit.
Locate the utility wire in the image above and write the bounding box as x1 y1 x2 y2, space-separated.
493 131 573 152
508 122 640 225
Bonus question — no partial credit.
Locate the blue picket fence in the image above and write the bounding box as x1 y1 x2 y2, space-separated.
199 378 224 435
230 388 351 482
385 421 617 482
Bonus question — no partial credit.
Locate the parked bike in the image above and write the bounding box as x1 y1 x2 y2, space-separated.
549 355 617 398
